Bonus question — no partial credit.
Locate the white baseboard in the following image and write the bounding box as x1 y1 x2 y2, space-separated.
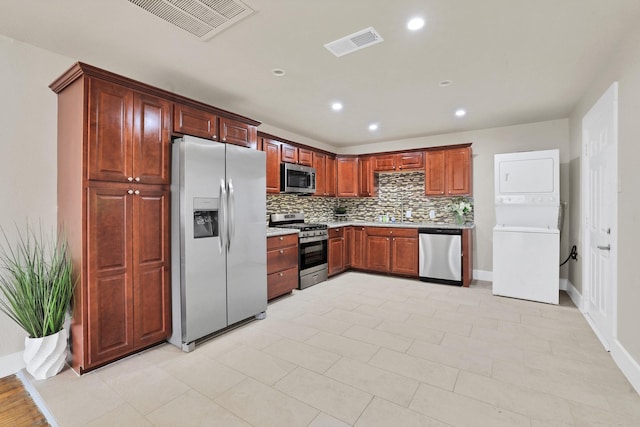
473 269 492 282
611 340 640 395
561 279 583 310
0 351 24 378
562 279 640 394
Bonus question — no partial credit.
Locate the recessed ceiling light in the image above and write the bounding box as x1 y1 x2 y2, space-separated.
331 102 343 111
438 80 452 87
455 109 467 117
271 68 286 77
368 123 379 131
407 17 425 31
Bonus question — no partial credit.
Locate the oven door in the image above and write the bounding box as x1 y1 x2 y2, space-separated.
299 237 327 272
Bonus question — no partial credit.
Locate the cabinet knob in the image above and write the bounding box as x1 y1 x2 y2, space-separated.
135 177 141 182
280 250 284 254
213 135 217 140
222 137 226 142
386 238 389 241
279 236 284 240
279 272 284 277
390 231 393 234
336 228 341 232
127 189 134 195
127 177 134 182
134 190 140 195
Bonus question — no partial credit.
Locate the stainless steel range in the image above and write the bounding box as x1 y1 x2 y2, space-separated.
269 213 328 289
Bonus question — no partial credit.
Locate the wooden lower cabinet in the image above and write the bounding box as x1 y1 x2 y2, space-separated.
267 234 299 300
85 183 170 370
365 227 419 277
365 235 391 273
328 227 345 276
344 227 353 269
351 227 367 269
390 235 419 276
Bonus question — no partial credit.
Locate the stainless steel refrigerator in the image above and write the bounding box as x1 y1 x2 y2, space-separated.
169 135 267 352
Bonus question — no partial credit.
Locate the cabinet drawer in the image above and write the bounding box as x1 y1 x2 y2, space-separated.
267 266 298 300
267 233 298 250
267 245 299 273
328 227 344 238
366 227 417 238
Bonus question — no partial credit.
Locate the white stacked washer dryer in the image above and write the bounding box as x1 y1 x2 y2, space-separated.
492 149 560 304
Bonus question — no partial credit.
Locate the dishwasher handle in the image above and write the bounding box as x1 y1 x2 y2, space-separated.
419 228 462 236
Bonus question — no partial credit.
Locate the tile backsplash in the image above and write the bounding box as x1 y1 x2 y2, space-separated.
267 171 473 224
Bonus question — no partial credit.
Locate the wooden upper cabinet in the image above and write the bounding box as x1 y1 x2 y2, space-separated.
325 155 337 197
424 150 446 195
358 156 374 197
446 147 472 195
262 138 280 194
313 152 326 196
397 152 424 171
133 93 171 185
220 117 257 149
336 156 359 197
373 154 396 171
280 143 298 163
425 147 472 196
88 79 170 185
313 152 336 196
298 148 313 166
373 152 424 172
173 103 218 140
88 79 133 183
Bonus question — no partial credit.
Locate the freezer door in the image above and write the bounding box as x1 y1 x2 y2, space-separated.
173 136 228 344
225 144 267 325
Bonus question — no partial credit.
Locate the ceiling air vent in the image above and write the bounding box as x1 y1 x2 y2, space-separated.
324 27 384 57
128 0 254 40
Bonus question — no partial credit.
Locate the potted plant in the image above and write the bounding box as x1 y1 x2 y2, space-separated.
446 197 473 225
0 223 75 380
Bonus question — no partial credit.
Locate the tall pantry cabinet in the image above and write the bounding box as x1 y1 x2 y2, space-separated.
51 63 171 373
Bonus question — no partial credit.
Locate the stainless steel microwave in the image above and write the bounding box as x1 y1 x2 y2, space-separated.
280 163 316 194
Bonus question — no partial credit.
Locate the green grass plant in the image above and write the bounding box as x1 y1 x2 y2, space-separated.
0 223 74 338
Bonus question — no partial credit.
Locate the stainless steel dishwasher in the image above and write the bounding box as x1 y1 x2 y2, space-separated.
418 228 462 285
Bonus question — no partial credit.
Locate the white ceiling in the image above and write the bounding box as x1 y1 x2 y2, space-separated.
2 0 639 148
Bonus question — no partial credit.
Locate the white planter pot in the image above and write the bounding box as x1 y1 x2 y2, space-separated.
23 329 68 380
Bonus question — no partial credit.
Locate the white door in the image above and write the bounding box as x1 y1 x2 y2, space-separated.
582 82 618 350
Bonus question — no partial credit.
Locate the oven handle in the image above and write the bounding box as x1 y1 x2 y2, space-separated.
299 235 328 244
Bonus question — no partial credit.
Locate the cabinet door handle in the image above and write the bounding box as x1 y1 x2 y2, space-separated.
127 177 134 182
134 177 141 182
213 135 217 140
280 249 284 254
134 190 140 195
279 272 284 277
127 189 134 195
279 236 284 240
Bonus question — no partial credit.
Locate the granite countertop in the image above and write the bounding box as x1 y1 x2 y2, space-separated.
266 227 299 237
324 221 475 230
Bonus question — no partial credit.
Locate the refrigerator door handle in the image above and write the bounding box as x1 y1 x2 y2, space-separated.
219 178 227 254
227 178 235 251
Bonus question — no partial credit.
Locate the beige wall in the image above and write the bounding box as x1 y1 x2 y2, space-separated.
0 35 72 359
337 120 571 275
568 25 640 362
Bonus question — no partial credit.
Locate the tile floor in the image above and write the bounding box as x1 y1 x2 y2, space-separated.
30 272 640 426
